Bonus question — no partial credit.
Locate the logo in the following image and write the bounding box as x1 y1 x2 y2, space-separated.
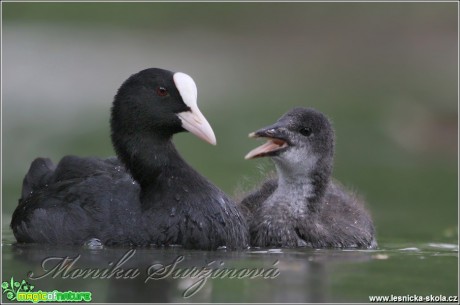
1 277 91 303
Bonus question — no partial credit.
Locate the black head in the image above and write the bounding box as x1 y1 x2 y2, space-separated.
110 68 216 145
245 107 335 171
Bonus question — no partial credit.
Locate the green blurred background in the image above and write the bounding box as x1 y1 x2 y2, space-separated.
2 2 458 302
3 2 457 244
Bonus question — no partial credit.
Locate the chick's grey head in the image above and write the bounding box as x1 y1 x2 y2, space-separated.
245 107 335 175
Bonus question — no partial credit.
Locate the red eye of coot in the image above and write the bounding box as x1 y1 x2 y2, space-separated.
156 87 168 97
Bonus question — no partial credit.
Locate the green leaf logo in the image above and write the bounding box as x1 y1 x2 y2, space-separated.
1 277 35 301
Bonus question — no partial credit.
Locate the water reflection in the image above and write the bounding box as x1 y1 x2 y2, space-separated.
4 243 385 303
3 222 457 304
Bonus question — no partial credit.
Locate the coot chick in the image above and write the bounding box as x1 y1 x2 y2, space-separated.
11 68 248 250
241 108 376 249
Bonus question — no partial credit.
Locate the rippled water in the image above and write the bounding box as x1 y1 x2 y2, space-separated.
2 227 458 303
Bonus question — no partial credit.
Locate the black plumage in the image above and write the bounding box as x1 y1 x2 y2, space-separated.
241 107 377 249
11 68 248 250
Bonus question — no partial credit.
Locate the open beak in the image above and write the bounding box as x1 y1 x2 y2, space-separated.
177 108 217 145
244 124 289 159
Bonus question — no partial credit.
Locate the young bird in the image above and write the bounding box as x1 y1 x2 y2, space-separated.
242 107 377 249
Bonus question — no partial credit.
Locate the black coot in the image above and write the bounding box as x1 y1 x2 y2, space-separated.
11 68 248 250
241 107 376 249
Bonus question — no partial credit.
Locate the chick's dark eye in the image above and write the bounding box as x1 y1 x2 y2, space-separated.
299 127 312 137
156 87 168 97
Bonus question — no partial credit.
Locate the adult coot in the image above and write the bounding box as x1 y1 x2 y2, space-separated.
241 107 376 249
11 68 248 250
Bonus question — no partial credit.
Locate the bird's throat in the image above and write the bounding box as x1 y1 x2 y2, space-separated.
273 158 331 212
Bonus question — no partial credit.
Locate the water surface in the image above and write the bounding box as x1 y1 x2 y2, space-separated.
2 227 457 303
